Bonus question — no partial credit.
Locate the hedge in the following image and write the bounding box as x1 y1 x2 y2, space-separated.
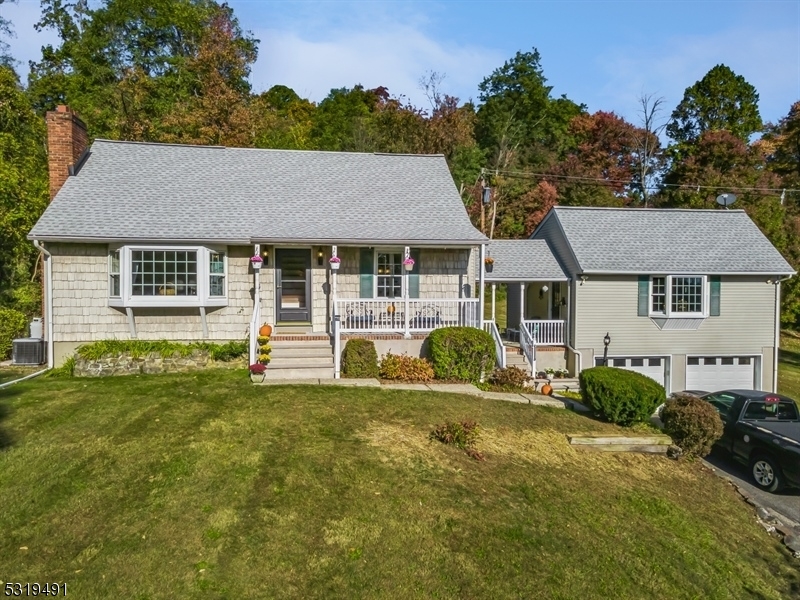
0 307 28 360
428 327 496 383
341 339 379 378
579 366 665 425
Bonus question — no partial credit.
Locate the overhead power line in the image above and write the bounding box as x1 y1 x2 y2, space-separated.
485 168 800 195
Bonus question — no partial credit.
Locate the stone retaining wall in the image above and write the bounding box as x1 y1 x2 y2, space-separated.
74 351 246 377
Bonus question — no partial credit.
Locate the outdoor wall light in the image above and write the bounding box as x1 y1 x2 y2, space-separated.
261 248 269 266
603 332 611 366
539 285 549 299
317 249 324 266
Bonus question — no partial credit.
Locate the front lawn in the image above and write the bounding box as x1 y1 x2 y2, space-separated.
0 371 797 599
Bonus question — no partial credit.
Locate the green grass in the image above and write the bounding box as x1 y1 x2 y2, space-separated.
779 331 800 401
0 371 798 599
0 366 42 385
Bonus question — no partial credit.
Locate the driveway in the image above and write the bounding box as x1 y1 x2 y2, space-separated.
703 450 800 525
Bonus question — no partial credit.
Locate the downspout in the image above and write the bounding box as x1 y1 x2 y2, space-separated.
32 239 54 369
565 276 583 377
772 275 793 392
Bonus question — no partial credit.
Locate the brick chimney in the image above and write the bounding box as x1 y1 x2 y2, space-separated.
46 105 88 201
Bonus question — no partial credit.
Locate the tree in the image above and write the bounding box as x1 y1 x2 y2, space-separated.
631 93 666 206
0 66 48 314
666 64 762 149
28 0 258 142
762 101 800 190
0 0 17 67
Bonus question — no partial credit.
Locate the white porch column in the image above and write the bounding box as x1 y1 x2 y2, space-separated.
491 283 496 322
478 244 486 324
403 246 411 338
249 243 261 365
520 283 526 326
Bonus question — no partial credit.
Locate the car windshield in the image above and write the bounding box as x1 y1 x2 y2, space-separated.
742 400 799 421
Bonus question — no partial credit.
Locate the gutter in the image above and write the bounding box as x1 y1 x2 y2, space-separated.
32 239 54 369
578 270 796 276
772 275 794 392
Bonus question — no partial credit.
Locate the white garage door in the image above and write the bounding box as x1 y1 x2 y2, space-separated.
685 356 756 391
596 356 667 388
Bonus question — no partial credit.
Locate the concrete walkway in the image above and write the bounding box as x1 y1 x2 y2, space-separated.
254 377 568 408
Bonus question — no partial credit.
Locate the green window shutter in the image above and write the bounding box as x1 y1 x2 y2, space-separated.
710 276 721 316
638 276 649 316
408 248 421 299
359 248 374 298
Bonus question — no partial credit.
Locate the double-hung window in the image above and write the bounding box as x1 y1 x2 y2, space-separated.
108 246 227 307
650 275 706 317
376 252 402 298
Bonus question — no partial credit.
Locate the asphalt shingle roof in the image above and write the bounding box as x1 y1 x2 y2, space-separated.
481 240 568 281
29 140 486 245
546 206 795 275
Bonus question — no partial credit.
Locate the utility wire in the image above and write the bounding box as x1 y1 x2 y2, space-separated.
486 168 800 195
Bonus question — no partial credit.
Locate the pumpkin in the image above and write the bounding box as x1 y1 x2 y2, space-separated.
541 383 553 396
259 323 273 337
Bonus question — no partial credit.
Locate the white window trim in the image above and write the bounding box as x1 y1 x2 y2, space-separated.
373 248 405 299
649 275 708 318
108 245 228 308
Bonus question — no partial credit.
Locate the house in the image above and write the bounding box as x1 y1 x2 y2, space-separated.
29 106 488 378
30 106 795 391
481 207 795 394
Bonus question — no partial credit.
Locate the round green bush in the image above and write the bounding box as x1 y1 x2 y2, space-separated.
0 307 28 360
428 326 496 383
661 393 724 458
342 339 379 378
579 366 665 426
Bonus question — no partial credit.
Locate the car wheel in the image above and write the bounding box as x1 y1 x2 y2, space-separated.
749 455 785 492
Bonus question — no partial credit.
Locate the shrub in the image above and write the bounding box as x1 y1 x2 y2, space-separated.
429 419 484 460
428 327 496 382
0 307 28 360
661 393 724 458
488 366 532 391
579 366 665 426
341 339 379 378
75 339 247 361
379 352 434 382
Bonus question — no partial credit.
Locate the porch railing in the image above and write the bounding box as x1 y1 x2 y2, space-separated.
335 298 479 334
522 319 565 346
519 321 536 376
483 320 506 369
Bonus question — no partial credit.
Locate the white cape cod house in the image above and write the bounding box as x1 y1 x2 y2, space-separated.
29 106 489 378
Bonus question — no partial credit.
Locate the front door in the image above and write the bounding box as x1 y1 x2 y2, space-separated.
276 249 311 323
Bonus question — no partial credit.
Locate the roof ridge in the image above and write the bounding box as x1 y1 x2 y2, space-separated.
92 139 444 158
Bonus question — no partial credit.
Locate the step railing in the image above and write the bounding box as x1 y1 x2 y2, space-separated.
522 319 565 346
483 320 506 369
519 321 536 376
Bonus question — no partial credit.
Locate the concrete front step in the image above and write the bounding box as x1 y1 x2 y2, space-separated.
269 347 333 359
268 357 334 368
262 366 334 379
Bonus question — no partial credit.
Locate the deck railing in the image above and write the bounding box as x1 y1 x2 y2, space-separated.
335 298 480 334
522 319 565 346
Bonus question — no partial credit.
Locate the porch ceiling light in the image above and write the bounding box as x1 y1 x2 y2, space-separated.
539 285 549 299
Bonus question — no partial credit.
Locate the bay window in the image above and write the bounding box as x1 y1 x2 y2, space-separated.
108 246 227 307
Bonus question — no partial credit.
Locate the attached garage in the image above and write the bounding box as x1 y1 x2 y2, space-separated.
596 356 667 388
685 356 757 392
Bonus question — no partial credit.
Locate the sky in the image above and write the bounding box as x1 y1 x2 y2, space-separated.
3 0 799 129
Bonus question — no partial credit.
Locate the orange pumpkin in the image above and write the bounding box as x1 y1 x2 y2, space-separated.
259 323 273 337
541 384 553 396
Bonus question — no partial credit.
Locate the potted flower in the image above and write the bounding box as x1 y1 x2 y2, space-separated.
249 362 267 383
250 255 263 270
484 256 494 273
329 256 341 270
403 256 415 272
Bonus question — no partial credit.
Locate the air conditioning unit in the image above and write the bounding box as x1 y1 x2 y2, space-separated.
12 338 45 366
